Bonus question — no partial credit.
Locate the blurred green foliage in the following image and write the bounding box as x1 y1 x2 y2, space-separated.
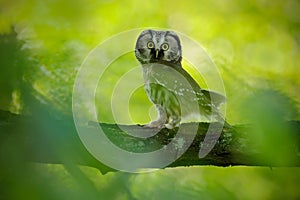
241 90 298 165
1 0 300 199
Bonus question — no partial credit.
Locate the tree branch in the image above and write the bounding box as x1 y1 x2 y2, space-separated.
1 110 299 174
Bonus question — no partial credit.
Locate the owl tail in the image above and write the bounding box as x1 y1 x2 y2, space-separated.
214 113 231 128
201 89 231 128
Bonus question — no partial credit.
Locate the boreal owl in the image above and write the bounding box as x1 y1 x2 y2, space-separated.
135 29 229 129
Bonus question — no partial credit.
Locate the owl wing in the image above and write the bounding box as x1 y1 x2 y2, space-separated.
173 64 226 108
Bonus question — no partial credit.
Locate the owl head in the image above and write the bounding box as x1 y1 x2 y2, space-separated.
135 29 182 65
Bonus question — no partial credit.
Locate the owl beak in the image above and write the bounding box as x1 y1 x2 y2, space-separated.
155 49 159 59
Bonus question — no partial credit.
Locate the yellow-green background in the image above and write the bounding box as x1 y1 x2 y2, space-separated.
1 0 300 199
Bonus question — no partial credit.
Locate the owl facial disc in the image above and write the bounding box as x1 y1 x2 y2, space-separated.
135 29 182 64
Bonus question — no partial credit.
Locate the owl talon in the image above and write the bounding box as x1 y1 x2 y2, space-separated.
164 124 173 129
164 122 180 129
143 120 165 129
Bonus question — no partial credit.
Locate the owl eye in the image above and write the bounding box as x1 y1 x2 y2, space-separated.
161 43 169 51
147 41 154 49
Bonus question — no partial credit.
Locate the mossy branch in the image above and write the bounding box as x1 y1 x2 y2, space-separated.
1 110 299 174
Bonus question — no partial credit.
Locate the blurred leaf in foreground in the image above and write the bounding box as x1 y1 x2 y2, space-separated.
240 89 299 165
